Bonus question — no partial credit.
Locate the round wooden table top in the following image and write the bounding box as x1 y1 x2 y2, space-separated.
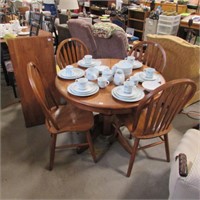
55 58 165 115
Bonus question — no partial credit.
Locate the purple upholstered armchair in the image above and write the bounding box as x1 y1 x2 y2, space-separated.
68 19 129 59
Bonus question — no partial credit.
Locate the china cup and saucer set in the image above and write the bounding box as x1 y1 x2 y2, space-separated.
57 55 162 100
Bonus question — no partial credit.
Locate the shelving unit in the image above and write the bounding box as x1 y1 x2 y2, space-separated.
128 9 150 40
156 14 181 35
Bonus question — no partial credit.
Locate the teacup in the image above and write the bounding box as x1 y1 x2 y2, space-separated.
65 65 74 76
144 67 155 79
97 77 110 88
126 56 135 63
123 80 135 94
85 67 99 80
129 76 139 86
75 77 88 90
83 55 92 65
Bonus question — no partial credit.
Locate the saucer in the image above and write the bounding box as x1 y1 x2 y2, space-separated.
142 81 162 91
112 87 145 102
57 68 85 79
68 82 99 96
18 31 29 36
114 86 139 99
78 59 101 68
134 72 158 82
132 60 143 69
139 72 157 81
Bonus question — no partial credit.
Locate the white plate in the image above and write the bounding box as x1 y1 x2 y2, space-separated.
132 60 143 69
68 82 99 96
78 59 101 68
139 72 158 81
94 65 109 74
142 81 162 91
112 88 145 102
70 82 96 93
114 86 140 99
21 26 28 29
101 18 110 22
102 14 110 17
68 86 99 96
57 68 85 79
18 31 30 36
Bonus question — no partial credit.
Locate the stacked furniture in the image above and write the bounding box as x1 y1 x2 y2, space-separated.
156 15 181 36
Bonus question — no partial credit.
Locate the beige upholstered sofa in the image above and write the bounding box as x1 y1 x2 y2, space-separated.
147 34 200 107
68 19 129 59
169 129 200 199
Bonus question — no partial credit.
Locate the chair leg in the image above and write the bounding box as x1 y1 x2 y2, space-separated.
127 138 140 177
164 134 170 162
86 131 96 163
8 72 17 98
49 134 57 170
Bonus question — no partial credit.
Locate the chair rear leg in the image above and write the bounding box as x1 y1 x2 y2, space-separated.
49 134 57 170
86 131 96 163
164 134 170 162
127 138 140 177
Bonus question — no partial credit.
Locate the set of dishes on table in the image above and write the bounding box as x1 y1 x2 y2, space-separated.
57 55 162 101
0 20 29 38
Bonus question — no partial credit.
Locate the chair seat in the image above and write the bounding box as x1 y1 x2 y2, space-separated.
47 104 94 134
116 111 172 139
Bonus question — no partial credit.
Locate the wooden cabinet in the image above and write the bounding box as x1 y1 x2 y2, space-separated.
144 2 187 14
128 9 150 40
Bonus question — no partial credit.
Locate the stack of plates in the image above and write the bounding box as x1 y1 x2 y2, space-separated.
18 31 30 36
139 72 158 81
77 59 101 68
112 86 145 102
57 68 85 79
133 72 160 82
68 82 99 97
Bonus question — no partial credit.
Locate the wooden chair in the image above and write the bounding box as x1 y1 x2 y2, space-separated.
112 79 196 177
29 12 43 28
29 22 40 36
27 62 96 170
56 38 89 70
129 41 167 73
43 15 58 53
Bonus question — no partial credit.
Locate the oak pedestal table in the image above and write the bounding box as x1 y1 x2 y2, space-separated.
55 58 165 142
